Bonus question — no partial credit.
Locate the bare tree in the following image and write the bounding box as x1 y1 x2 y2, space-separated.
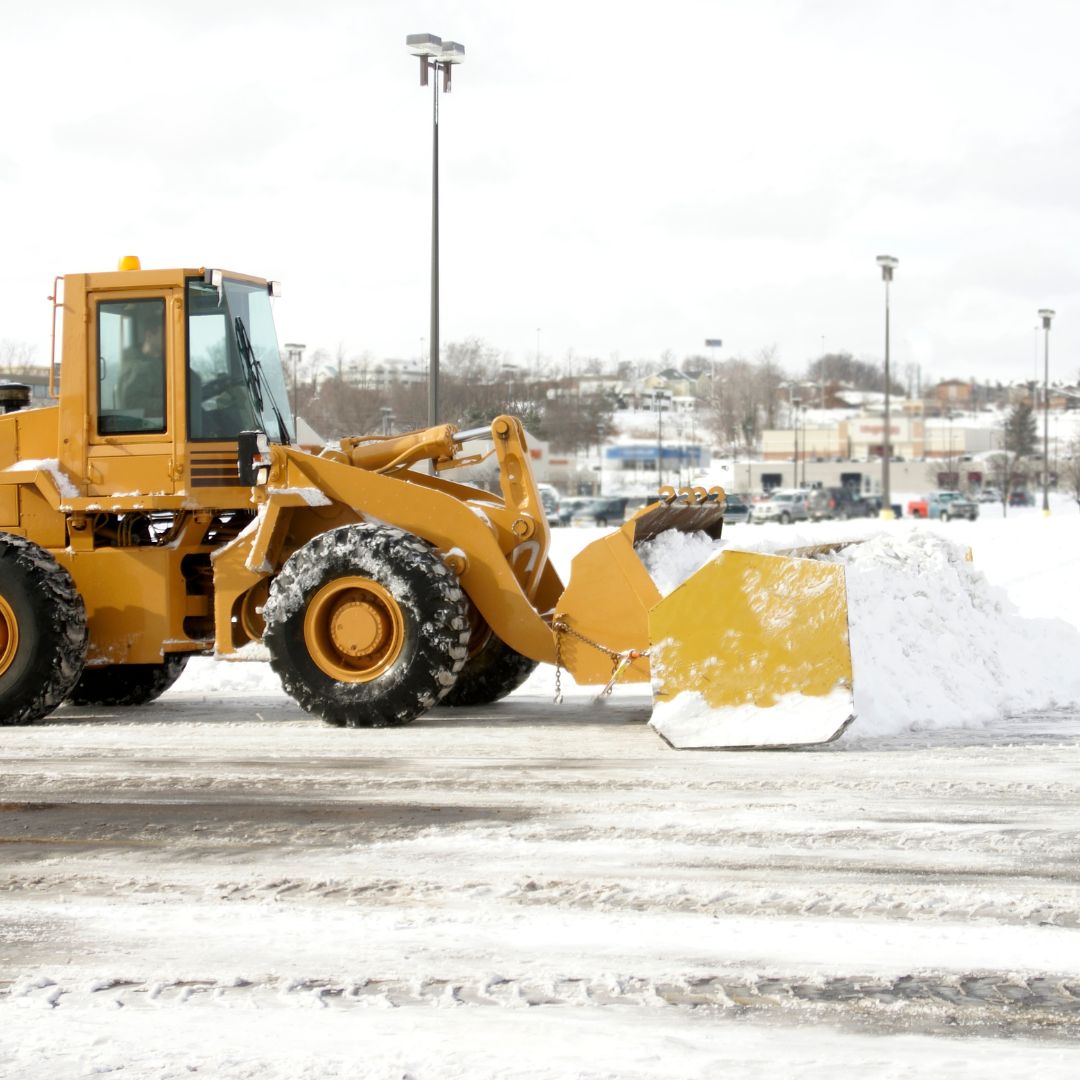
301 376 386 440
535 390 616 454
805 350 903 395
437 338 510 427
698 347 785 454
1060 435 1080 511
0 339 39 373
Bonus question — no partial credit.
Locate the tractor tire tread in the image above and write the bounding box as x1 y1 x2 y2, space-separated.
0 534 88 726
68 655 190 707
441 630 538 707
263 524 470 728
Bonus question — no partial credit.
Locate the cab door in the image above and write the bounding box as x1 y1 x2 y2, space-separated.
88 290 183 497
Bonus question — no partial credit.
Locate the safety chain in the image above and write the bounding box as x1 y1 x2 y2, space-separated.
551 618 649 704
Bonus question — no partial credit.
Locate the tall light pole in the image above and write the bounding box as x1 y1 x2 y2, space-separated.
876 255 899 518
799 401 808 487
284 342 305 413
792 395 801 487
406 33 465 427
1038 308 1054 514
655 391 666 490
820 334 826 409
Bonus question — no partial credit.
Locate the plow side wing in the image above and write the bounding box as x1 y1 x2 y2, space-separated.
553 523 659 685
648 549 854 749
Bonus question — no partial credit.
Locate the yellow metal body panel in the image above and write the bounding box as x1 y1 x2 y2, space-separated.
648 549 853 711
54 546 211 665
0 487 16 529
551 522 658 684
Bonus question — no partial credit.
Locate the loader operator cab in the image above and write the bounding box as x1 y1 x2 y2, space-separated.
95 272 293 446
186 275 294 445
87 265 293 499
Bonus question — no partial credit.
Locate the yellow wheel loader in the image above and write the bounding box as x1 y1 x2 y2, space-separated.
0 260 854 747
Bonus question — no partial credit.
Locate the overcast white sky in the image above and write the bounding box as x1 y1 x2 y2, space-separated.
2 0 1078 386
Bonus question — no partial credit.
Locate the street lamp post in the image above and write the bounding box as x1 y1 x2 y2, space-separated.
655 392 666 490
800 402 808 487
1038 308 1055 514
284 342 306 413
875 255 899 518
945 407 954 481
502 363 517 406
792 396 801 487
819 334 826 409
406 33 465 427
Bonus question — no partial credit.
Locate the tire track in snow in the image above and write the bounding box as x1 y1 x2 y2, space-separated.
4 971 1080 1037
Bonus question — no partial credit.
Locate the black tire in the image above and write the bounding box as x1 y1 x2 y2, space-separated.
780 511 792 524
68 655 189 707
441 624 538 707
263 524 470 727
941 511 950 522
0 534 88 726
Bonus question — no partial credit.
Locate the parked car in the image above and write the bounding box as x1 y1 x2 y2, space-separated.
537 483 561 526
977 488 1002 503
570 495 629 527
928 491 978 522
750 489 810 525
806 486 871 521
865 496 902 518
1009 490 1036 507
556 496 592 526
721 493 750 525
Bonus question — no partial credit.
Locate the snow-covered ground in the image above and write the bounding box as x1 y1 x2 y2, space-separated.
2 500 1080 1078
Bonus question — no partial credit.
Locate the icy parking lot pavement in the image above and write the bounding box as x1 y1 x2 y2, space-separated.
3 679 1080 1077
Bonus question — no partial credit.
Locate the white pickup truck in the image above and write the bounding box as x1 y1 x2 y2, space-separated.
928 490 979 521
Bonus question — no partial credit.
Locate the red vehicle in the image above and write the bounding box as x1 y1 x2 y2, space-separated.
908 497 928 518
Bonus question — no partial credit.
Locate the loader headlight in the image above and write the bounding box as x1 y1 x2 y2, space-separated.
238 429 271 486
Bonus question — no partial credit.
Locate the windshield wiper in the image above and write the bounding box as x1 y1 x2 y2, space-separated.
234 316 291 445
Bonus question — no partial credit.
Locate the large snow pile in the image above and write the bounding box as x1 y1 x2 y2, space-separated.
639 528 1080 739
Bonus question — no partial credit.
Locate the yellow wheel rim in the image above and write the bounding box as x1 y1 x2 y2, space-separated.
239 579 271 641
0 595 18 678
303 576 405 683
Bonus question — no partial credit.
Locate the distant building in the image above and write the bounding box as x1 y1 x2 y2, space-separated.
933 379 974 408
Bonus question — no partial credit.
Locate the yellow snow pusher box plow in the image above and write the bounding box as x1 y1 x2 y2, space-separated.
553 498 854 749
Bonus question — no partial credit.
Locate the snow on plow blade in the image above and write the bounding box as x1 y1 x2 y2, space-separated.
648 550 854 749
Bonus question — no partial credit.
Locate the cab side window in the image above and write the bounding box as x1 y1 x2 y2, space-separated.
98 298 166 435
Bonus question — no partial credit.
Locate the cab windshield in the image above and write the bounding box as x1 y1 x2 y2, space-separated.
186 276 294 442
